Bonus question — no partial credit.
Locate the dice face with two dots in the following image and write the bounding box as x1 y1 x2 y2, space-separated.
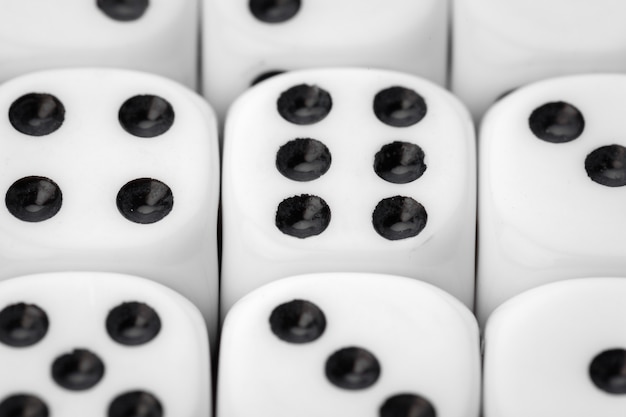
218 273 481 417
203 0 449 118
0 0 198 88
221 68 476 316
0 68 220 339
478 74 626 324
452 0 626 120
0 272 210 417
483 278 626 417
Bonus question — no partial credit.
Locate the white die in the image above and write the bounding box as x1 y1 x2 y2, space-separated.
0 0 198 88
0 272 210 417
221 68 476 316
483 278 626 417
452 0 626 120
202 0 449 119
218 273 481 417
0 68 219 338
477 74 626 324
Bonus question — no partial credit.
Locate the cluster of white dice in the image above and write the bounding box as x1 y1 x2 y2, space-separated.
1 1 626 417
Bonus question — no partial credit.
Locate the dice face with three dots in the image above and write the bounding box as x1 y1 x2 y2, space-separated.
221 68 476 315
0 0 198 88
0 272 210 417
477 74 626 324
452 0 626 120
483 278 626 417
0 68 219 338
218 273 481 417
202 0 449 118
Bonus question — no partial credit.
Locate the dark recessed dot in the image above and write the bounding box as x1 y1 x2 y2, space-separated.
108 391 163 417
277 84 332 125
374 87 426 127
589 349 626 394
0 395 49 417
380 394 436 417
251 70 285 86
276 138 331 181
374 141 426 184
118 95 174 138
0 303 48 348
269 299 326 343
249 0 301 23
106 302 161 346
5 177 62 222
9 93 65 136
116 178 173 224
373 196 427 240
97 0 149 22
585 145 626 187
275 194 330 238
51 349 105 391
529 101 584 143
325 347 381 390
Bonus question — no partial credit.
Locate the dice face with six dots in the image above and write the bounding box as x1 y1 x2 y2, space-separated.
483 278 626 417
0 0 198 88
0 272 210 417
202 0 449 118
221 68 476 315
477 74 626 324
0 68 219 338
452 0 626 120
218 273 481 417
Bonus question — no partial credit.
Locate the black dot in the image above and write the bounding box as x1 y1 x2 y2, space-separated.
325 347 381 390
277 84 332 125
251 70 285 86
0 303 48 348
5 177 62 222
51 349 105 391
0 395 49 417
269 300 326 343
106 302 161 346
276 138 331 181
275 195 330 238
374 142 426 184
116 178 173 224
380 394 436 417
249 0 301 23
529 101 584 143
9 93 65 136
108 391 163 417
119 95 174 138
373 196 427 240
589 349 626 394
374 87 426 127
97 0 149 21
585 145 626 187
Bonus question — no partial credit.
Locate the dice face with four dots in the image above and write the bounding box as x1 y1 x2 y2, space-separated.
0 68 219 338
452 0 626 120
0 0 198 88
202 0 449 118
221 68 476 315
0 272 210 417
483 278 626 417
218 273 481 417
477 74 626 324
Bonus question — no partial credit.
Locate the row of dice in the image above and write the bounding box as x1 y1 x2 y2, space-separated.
4 0 626 122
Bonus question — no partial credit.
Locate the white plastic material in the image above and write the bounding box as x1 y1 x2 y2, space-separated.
0 68 220 339
221 68 476 316
0 271 210 417
218 273 481 417
483 278 626 417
